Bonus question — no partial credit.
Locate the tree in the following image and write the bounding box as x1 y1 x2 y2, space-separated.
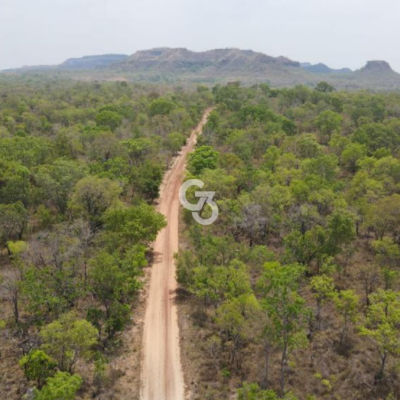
360 290 400 379
284 226 327 266
40 312 98 373
326 209 356 256
333 290 359 346
133 161 163 201
0 202 28 254
69 176 122 230
189 260 252 308
102 203 166 248
372 238 400 289
215 294 259 371
188 146 219 175
238 383 298 400
19 224 87 320
257 262 309 395
34 159 87 214
353 123 397 152
310 275 335 330
34 371 82 400
315 81 335 93
95 110 123 131
295 134 322 159
341 143 366 172
19 350 56 389
365 194 400 241
165 132 186 154
121 138 156 166
315 110 342 143
149 97 175 116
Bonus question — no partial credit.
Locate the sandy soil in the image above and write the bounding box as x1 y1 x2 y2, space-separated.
140 109 212 400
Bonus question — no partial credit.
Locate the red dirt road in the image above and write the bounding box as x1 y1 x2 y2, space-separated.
141 109 212 400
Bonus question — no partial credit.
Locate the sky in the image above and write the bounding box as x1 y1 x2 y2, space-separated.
1 0 400 71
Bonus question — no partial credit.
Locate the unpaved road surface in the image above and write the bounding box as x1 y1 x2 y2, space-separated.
141 109 212 400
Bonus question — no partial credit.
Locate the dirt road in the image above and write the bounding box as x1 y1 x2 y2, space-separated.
141 109 212 400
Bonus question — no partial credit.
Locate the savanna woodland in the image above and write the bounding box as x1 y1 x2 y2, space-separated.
2 76 400 400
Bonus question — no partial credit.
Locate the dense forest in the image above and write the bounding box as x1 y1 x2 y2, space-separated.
2 75 400 400
0 76 212 399
177 82 400 400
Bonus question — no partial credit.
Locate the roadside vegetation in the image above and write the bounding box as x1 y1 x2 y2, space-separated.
0 76 212 399
2 75 400 399
177 81 400 399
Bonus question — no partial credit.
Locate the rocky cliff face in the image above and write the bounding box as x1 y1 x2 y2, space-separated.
119 48 300 73
361 60 393 73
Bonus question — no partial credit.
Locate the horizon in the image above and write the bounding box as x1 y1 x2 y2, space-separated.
2 46 395 73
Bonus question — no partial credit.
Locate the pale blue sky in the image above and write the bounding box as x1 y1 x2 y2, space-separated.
1 0 400 71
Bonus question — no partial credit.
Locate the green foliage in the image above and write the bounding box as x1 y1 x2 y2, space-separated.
19 350 56 389
34 371 82 400
360 290 400 378
334 289 359 345
40 312 98 372
188 145 219 175
95 110 123 131
190 260 252 307
258 262 309 394
149 97 176 116
103 203 166 248
0 202 28 252
69 176 122 229
315 110 342 142
315 82 335 93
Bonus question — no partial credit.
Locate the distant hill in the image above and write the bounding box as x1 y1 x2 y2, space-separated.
59 54 129 70
119 48 300 72
301 62 352 74
3 48 400 91
4 54 129 72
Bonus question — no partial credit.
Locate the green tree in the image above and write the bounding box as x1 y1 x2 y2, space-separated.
341 143 366 172
326 209 356 256
149 97 175 116
238 383 298 400
365 194 400 240
334 290 359 346
188 146 219 175
34 159 87 214
315 110 342 143
40 312 98 373
95 110 123 131
190 260 252 308
315 81 335 93
19 350 56 389
0 202 28 254
310 275 335 329
257 262 309 395
165 132 186 154
360 290 400 379
102 203 166 248
69 176 122 230
372 238 400 289
34 371 82 400
215 294 259 370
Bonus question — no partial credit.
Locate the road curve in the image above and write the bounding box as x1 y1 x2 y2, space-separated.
141 109 212 400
